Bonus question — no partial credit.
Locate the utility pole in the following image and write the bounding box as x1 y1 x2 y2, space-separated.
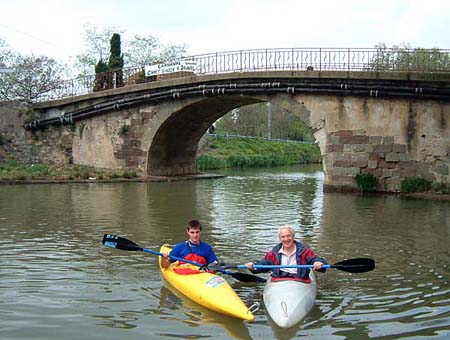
267 102 272 140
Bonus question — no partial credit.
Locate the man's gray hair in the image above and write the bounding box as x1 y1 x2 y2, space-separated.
278 224 295 236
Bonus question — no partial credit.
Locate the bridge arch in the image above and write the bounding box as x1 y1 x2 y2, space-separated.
147 96 263 175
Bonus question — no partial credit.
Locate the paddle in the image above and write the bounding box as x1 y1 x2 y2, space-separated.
102 234 266 282
208 257 375 274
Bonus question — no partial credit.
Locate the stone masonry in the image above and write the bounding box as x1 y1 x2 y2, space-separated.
326 129 447 192
0 101 73 165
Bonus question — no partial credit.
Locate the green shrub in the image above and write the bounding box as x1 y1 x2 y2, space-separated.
0 160 21 171
119 125 130 136
0 134 8 145
197 155 227 170
110 172 120 179
122 171 133 179
78 123 86 139
355 173 378 192
432 181 449 195
80 168 91 179
401 177 432 193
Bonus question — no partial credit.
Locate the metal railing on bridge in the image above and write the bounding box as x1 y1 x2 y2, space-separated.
204 133 315 144
37 47 450 102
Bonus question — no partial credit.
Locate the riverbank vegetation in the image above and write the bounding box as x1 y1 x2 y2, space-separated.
0 136 320 181
196 102 321 170
0 159 138 182
354 172 449 196
197 135 321 170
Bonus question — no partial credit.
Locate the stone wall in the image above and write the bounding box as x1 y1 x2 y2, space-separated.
72 105 162 172
324 129 447 191
296 95 450 192
0 101 73 164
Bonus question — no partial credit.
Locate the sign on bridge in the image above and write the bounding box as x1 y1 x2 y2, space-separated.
144 60 197 77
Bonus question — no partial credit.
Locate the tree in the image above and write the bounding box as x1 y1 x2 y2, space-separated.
0 38 14 69
284 116 314 142
0 54 66 101
125 34 160 66
215 103 315 142
158 44 188 63
75 25 188 76
369 43 450 72
75 24 125 76
108 33 124 87
125 37 188 66
225 103 268 137
215 109 239 134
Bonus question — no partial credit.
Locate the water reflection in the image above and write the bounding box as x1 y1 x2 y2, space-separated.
159 283 253 340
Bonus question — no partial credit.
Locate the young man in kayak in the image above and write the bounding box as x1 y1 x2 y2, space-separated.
245 225 327 282
161 220 218 268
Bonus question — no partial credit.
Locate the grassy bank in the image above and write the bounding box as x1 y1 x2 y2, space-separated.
197 135 321 170
0 160 139 181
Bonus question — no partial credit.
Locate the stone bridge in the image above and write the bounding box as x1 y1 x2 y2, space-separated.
16 67 449 192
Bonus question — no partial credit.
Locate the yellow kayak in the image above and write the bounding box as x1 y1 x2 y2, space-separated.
158 245 254 321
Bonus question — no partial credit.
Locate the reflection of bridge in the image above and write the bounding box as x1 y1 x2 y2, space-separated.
18 48 450 192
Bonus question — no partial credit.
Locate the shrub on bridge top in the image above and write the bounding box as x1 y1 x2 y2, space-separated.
94 59 109 92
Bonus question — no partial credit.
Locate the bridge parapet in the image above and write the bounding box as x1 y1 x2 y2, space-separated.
34 47 450 102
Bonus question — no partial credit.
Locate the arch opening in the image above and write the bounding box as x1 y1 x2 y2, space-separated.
147 96 263 176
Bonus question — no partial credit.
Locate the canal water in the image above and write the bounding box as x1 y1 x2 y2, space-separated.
0 165 449 339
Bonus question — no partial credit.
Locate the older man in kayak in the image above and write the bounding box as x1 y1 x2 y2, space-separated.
245 225 327 282
161 219 218 268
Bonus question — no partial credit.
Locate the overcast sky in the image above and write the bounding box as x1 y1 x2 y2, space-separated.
1 0 449 63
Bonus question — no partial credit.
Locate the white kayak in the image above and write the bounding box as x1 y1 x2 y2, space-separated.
263 272 316 328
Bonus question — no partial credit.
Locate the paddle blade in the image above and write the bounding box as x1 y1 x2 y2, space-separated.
102 234 143 251
332 258 375 273
229 272 267 283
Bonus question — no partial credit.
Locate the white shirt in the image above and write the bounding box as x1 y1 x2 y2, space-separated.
278 245 297 274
